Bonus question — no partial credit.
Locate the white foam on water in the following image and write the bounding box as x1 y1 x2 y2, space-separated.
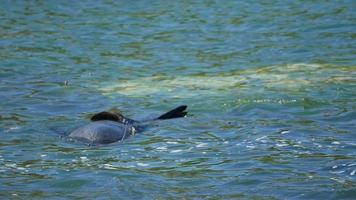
330 177 346 184
100 164 116 170
331 141 341 145
196 142 208 148
332 170 346 174
350 170 356 176
166 141 178 144
80 156 89 162
16 167 26 171
5 163 17 168
276 143 289 147
313 143 323 148
170 149 183 153
137 162 149 167
156 146 167 151
255 136 267 141
345 142 356 146
280 130 290 134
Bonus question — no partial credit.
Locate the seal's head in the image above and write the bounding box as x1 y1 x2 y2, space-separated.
90 111 126 123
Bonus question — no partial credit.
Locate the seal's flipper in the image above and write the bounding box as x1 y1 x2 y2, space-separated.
157 105 188 120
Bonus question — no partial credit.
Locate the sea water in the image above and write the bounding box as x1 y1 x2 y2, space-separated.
0 1 355 199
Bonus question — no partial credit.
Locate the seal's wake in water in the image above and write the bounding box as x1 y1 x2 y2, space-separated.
69 105 188 145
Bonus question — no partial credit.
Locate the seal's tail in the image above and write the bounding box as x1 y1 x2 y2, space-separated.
157 105 188 120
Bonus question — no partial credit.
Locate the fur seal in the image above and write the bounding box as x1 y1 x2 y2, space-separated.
69 105 188 144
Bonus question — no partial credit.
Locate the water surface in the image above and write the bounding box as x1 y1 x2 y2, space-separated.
0 0 355 199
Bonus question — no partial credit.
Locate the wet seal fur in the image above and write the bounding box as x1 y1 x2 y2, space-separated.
69 105 188 145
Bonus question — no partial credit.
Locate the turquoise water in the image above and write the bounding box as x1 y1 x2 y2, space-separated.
1 0 355 199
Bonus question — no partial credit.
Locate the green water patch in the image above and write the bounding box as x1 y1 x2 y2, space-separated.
98 63 355 99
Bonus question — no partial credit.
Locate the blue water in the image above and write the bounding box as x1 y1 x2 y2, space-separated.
1 1 355 199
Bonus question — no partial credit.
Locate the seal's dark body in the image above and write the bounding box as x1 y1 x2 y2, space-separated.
69 105 187 144
69 120 135 144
